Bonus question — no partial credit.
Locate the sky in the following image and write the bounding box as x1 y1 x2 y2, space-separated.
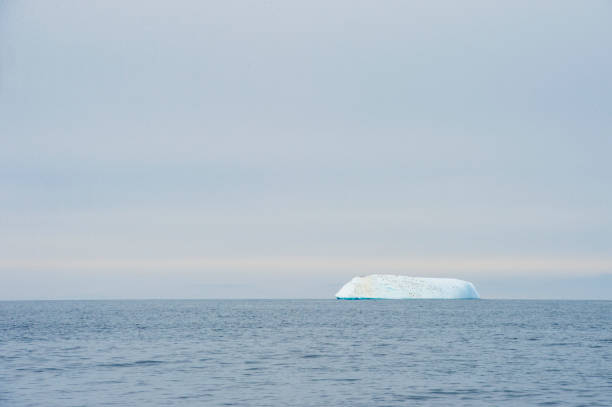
1 0 611 299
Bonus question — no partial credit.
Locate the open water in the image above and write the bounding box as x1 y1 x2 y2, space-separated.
1 300 611 406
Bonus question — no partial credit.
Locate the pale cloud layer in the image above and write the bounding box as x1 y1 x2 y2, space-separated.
3 256 612 275
1 1 611 299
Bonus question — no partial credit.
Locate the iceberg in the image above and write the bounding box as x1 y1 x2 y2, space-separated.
335 274 480 299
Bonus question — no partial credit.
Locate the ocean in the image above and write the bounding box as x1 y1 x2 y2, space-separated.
1 299 611 406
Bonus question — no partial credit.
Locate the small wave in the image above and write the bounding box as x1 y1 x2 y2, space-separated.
542 343 579 347
97 360 165 368
16 367 64 373
395 394 436 401
302 354 322 359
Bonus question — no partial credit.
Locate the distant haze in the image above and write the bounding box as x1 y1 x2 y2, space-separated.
1 1 611 299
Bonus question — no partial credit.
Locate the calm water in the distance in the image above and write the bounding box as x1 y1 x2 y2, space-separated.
1 300 611 406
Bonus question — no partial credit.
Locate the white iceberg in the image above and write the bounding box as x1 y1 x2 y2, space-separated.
335 274 480 299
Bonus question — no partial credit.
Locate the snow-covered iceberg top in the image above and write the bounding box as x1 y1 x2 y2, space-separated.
336 274 480 299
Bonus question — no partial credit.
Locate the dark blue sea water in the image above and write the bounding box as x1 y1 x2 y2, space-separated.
1 300 611 406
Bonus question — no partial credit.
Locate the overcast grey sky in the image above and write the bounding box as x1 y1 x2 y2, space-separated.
1 0 611 299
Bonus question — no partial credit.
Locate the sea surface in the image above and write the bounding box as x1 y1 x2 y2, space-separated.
1 300 611 406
